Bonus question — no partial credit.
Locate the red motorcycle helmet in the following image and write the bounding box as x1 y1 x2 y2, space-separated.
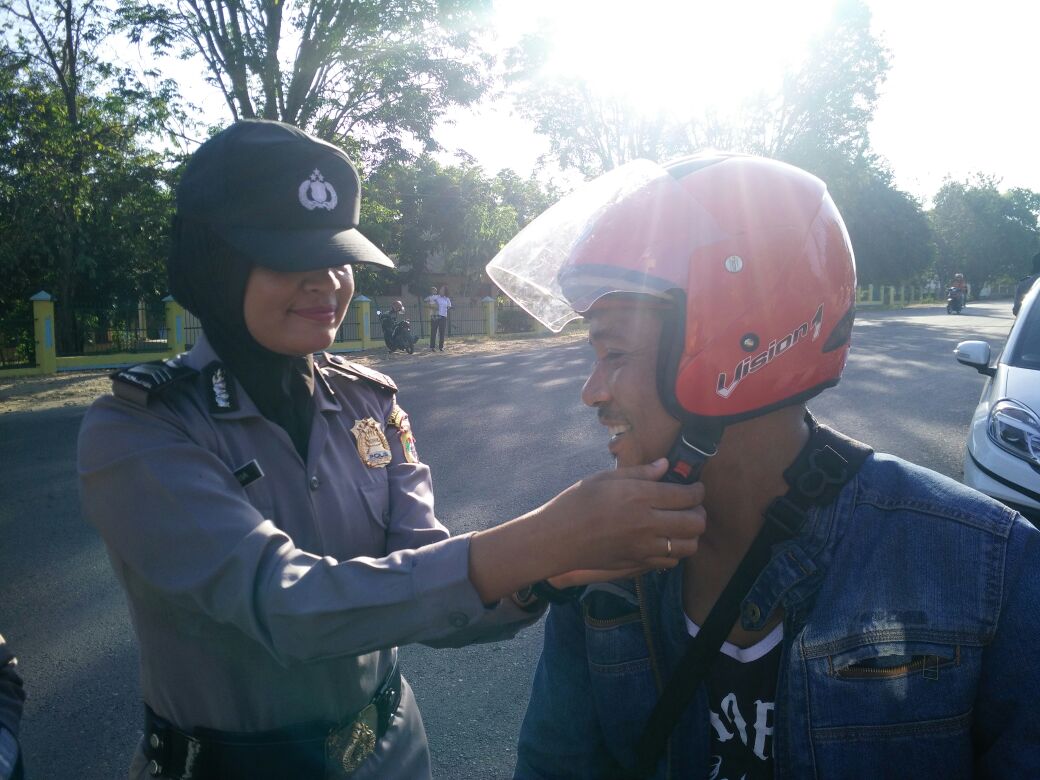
487 153 857 429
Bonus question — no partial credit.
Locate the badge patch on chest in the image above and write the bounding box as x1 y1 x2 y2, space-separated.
387 403 419 464
351 418 392 468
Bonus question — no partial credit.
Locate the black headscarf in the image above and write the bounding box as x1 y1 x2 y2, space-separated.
169 217 316 460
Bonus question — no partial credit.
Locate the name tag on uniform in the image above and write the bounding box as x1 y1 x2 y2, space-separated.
233 459 265 487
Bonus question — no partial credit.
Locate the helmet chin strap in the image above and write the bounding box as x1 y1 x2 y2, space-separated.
653 291 724 484
662 422 722 484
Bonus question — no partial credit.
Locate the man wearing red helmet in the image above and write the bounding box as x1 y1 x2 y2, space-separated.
950 272 969 310
488 154 1040 779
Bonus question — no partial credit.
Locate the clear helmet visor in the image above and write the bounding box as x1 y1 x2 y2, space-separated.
486 159 727 331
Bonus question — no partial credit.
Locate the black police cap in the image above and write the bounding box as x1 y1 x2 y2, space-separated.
176 120 394 271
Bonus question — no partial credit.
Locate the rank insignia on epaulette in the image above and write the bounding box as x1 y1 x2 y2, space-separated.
203 363 238 413
387 403 419 464
322 353 398 394
351 418 392 468
111 359 197 406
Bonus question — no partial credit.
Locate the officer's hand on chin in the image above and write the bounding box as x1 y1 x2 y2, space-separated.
552 458 707 572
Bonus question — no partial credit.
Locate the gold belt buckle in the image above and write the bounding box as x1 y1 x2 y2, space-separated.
326 703 378 777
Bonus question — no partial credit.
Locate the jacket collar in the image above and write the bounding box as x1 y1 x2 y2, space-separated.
181 334 341 419
740 476 856 631
656 473 857 648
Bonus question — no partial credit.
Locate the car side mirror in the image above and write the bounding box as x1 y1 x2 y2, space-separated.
954 340 995 376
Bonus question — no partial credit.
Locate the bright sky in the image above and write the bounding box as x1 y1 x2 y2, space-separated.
435 0 1040 204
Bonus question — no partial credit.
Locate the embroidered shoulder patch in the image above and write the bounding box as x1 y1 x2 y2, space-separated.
387 403 419 464
111 359 197 407
320 353 397 394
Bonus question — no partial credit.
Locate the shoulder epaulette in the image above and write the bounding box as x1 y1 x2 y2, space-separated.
111 358 197 406
319 353 397 394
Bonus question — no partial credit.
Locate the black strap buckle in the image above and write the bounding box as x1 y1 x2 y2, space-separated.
796 445 850 499
765 495 808 538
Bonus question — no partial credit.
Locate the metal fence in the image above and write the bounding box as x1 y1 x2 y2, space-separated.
496 300 536 334
59 307 169 357
185 300 370 347
334 304 362 343
179 296 535 348
0 319 35 368
367 295 491 340
184 310 204 349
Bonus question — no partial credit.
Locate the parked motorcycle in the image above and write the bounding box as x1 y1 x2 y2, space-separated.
378 308 417 354
946 286 965 314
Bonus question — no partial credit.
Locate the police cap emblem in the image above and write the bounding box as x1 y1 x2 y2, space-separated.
299 168 338 211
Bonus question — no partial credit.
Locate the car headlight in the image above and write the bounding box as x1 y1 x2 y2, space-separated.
988 400 1040 467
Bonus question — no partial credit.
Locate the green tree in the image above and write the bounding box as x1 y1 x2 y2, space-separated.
764 0 888 163
119 0 494 161
931 176 1039 294
824 158 934 285
0 0 179 351
509 0 888 178
492 167 560 229
357 156 558 294
513 74 673 178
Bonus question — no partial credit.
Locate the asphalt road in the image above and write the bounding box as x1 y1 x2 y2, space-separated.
0 300 1018 779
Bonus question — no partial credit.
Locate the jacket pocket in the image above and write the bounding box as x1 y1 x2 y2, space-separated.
828 643 960 680
804 638 978 776
582 593 657 771
357 480 391 530
809 708 975 779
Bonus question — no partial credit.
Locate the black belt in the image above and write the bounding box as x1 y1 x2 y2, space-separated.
143 661 401 779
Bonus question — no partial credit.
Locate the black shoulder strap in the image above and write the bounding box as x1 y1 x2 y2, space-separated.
111 358 197 407
319 353 398 394
630 417 872 777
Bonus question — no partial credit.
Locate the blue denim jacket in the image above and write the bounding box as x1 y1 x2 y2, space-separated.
516 453 1040 779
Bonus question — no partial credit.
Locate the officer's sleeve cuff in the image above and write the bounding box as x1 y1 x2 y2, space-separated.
406 533 545 634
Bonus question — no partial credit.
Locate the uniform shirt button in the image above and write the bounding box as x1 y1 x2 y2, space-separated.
742 602 762 626
309 475 321 491
448 611 469 628
148 760 163 776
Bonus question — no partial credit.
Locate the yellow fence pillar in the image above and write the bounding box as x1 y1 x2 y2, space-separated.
163 296 187 354
354 296 372 348
482 297 497 337
30 291 56 374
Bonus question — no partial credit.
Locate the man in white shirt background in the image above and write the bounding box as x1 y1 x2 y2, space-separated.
426 285 452 351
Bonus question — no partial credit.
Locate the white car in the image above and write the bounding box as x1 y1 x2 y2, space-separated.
955 285 1040 523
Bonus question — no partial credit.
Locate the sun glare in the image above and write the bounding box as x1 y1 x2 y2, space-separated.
502 0 836 119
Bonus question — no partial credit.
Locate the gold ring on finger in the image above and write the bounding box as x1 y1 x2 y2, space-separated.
665 537 672 557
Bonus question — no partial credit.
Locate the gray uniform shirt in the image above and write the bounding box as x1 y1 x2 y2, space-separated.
78 335 539 777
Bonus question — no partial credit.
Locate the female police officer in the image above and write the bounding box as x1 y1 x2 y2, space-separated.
76 121 705 779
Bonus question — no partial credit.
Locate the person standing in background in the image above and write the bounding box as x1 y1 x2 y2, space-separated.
426 285 452 351
950 272 968 308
